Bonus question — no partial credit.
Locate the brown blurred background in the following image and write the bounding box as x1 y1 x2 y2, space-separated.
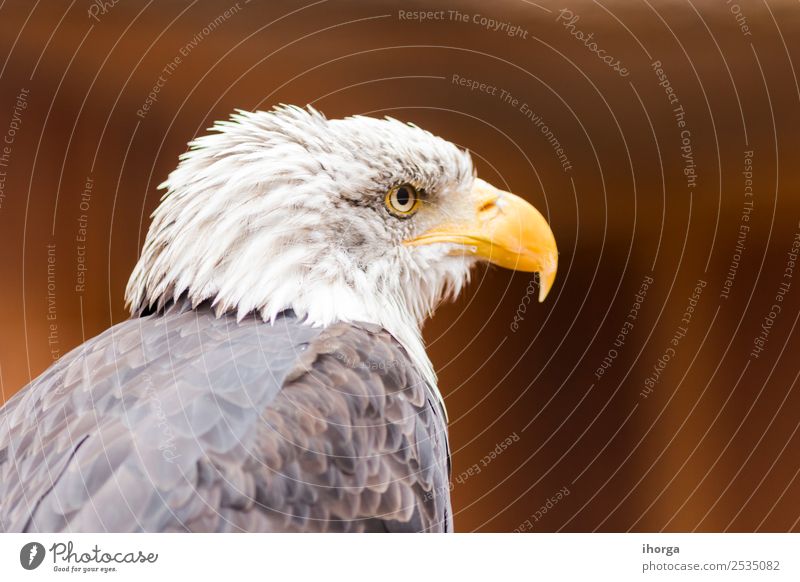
1 0 799 532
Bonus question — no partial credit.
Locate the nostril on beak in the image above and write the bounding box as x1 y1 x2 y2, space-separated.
477 197 498 216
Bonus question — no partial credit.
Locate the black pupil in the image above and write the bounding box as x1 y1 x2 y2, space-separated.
396 187 411 207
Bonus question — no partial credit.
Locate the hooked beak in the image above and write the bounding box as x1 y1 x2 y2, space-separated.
404 178 558 302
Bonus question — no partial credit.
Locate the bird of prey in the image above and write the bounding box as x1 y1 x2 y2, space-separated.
0 106 557 532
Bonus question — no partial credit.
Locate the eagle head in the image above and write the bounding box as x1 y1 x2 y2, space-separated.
125 105 558 401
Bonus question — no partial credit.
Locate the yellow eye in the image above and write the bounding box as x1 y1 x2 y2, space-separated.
385 184 421 217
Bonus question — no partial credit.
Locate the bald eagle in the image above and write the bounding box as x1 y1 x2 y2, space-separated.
0 106 557 532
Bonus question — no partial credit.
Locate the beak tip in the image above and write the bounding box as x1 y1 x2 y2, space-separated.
537 260 558 302
538 288 549 303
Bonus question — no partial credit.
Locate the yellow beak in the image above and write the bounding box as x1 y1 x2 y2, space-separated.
405 178 558 302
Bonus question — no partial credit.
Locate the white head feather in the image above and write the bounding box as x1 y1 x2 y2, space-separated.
126 105 478 411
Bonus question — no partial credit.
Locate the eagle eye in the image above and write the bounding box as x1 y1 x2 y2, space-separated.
385 184 421 218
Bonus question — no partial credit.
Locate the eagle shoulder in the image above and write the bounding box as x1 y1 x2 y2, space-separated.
0 305 451 532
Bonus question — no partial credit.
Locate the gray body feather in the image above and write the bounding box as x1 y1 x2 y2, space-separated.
0 303 451 532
